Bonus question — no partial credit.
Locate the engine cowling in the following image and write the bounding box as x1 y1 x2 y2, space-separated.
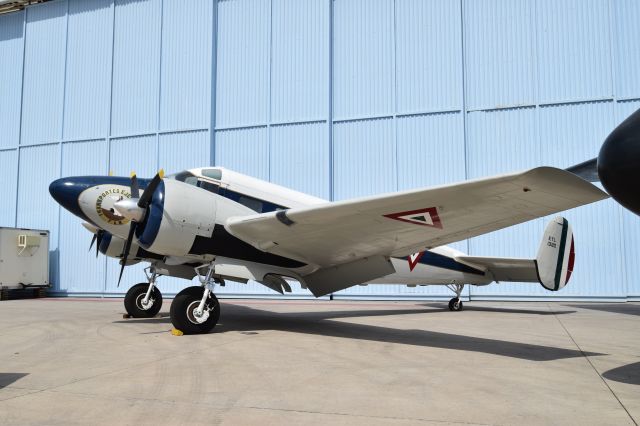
134 179 218 256
98 231 162 262
598 108 640 216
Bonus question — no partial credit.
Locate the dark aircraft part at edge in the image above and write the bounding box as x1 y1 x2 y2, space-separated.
598 108 640 216
566 108 640 217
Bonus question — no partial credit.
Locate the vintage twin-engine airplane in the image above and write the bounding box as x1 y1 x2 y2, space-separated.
49 162 607 334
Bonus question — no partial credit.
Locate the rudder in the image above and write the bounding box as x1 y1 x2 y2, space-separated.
536 216 574 291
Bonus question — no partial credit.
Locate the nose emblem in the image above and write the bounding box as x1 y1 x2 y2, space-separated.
95 187 132 226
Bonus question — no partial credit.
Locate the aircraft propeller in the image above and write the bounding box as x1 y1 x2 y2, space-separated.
88 229 106 257
114 170 164 286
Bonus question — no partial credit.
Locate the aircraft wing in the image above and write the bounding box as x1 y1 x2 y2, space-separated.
225 167 607 269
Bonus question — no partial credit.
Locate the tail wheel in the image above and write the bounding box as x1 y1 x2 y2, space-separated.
170 286 220 335
124 283 163 318
448 297 463 311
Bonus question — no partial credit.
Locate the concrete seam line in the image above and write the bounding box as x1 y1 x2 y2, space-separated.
549 304 637 426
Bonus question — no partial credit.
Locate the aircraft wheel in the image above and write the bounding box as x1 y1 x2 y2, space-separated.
170 286 220 335
124 283 163 318
448 297 463 311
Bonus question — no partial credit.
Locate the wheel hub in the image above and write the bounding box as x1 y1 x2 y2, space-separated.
187 301 210 324
135 293 154 311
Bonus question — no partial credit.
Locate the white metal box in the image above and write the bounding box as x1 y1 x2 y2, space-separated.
0 227 50 290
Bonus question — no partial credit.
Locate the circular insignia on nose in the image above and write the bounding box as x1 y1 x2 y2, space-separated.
95 187 132 225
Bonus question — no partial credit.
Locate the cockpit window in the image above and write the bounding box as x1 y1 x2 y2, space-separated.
173 171 198 186
169 169 287 213
202 168 222 180
198 180 219 194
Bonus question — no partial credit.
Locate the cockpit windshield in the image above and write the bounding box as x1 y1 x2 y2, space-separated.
166 168 286 213
170 171 198 186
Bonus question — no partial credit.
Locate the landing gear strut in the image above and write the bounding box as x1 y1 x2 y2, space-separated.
169 263 222 334
446 283 465 311
124 267 162 318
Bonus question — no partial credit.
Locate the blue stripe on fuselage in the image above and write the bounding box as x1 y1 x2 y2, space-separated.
395 250 485 275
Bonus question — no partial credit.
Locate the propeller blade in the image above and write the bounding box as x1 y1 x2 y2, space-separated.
130 172 140 199
95 230 104 258
118 223 137 287
89 234 97 252
137 169 164 208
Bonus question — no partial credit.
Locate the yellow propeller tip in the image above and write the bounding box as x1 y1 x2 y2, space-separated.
158 169 165 179
108 170 114 176
130 171 136 178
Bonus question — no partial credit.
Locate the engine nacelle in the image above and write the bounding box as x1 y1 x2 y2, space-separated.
135 179 218 256
98 232 162 263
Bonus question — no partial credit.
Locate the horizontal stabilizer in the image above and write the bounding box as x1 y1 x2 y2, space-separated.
566 158 599 182
455 216 574 291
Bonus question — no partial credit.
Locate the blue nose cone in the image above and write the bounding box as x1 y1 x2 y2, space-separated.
49 177 90 220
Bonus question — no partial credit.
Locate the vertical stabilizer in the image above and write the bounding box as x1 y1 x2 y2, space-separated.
536 217 574 291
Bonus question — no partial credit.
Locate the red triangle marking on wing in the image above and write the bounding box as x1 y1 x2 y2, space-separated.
383 207 443 229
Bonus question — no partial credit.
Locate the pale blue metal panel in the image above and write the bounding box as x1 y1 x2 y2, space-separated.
270 0 329 123
612 0 640 100
160 0 212 131
396 112 465 190
63 0 112 141
215 0 269 128
538 101 623 298
159 130 210 174
109 135 158 178
21 0 66 145
463 0 535 110
270 122 329 199
396 0 461 114
215 127 269 180
333 118 395 200
111 0 161 136
59 140 108 294
0 11 24 149
106 135 157 293
465 107 543 296
17 144 60 285
616 101 640 297
536 0 612 103
466 107 540 178
333 0 394 119
0 150 18 227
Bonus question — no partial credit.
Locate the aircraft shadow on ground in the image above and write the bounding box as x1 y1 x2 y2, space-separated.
0 373 28 389
567 303 640 317
603 361 640 385
114 304 602 362
420 303 576 316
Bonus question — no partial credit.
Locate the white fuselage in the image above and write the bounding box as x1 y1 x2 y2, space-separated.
179 168 493 287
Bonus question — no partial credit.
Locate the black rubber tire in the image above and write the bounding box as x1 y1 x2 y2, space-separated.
448 297 463 311
170 286 220 335
124 283 163 318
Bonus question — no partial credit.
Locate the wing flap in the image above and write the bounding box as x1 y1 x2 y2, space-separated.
226 167 607 268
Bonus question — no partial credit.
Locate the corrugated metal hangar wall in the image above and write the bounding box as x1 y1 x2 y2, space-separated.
0 0 638 300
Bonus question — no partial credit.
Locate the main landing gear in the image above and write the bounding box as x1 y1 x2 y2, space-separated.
169 263 222 335
445 283 464 311
124 267 162 318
